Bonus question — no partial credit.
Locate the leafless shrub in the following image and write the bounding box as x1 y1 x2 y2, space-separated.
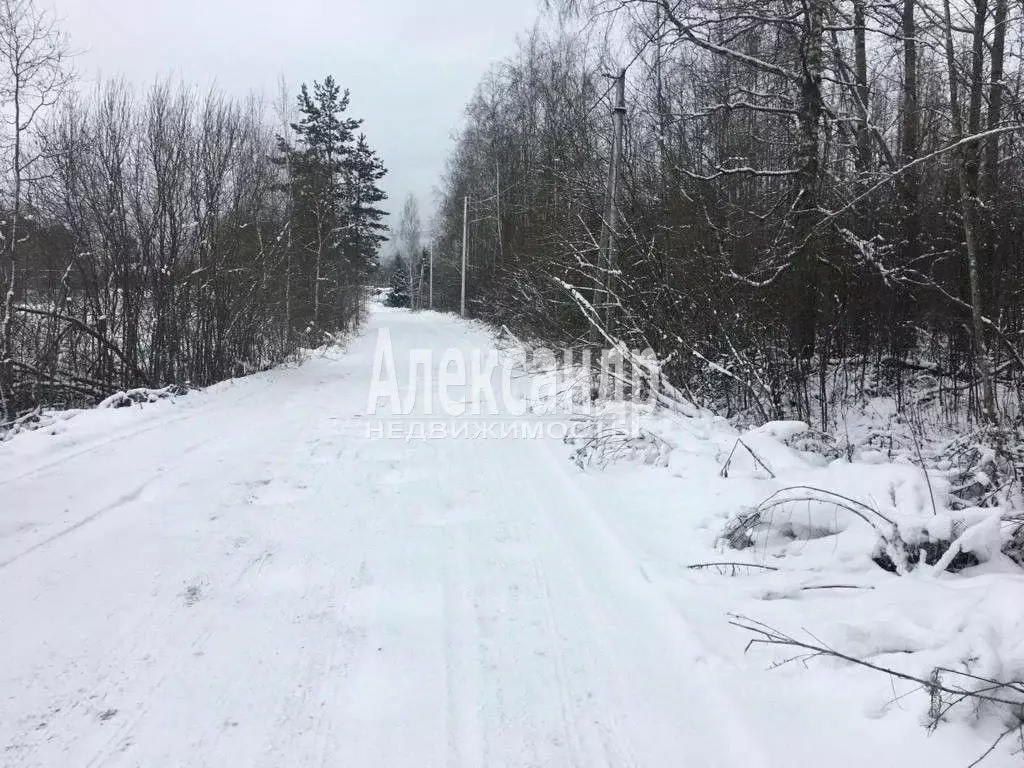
718 485 983 574
568 422 672 470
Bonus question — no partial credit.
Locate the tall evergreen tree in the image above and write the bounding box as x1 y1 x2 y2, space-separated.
277 76 388 338
346 133 389 273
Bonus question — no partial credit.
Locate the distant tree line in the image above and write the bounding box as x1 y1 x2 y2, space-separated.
0 0 387 424
432 0 1024 434
380 192 431 310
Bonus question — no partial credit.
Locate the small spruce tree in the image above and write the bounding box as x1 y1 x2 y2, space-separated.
385 259 411 307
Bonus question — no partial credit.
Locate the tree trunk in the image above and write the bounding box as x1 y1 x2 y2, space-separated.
942 0 997 423
792 0 825 360
981 0 1008 312
853 0 871 175
0 80 23 423
892 0 919 357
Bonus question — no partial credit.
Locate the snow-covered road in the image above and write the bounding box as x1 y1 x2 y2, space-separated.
3 308 1019 768
1 308 770 768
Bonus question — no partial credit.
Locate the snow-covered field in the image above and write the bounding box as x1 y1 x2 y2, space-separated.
1 306 1021 767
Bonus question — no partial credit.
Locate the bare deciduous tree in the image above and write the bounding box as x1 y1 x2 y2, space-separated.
397 193 422 308
432 0 1024 454
0 0 69 422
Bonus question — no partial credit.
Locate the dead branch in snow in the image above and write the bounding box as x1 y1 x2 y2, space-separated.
758 485 896 527
687 561 779 574
798 583 874 591
730 614 1024 766
719 438 776 479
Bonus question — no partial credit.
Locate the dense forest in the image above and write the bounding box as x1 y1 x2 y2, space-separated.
428 0 1024 445
0 0 388 425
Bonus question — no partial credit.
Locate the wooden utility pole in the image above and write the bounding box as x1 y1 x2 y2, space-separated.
592 68 627 339
460 195 469 317
429 242 434 310
495 162 503 264
604 68 626 332
417 254 427 311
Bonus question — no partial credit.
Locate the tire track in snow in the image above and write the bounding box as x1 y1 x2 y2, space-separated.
524 435 775 768
522 525 626 767
502 446 638 767
442 519 483 768
0 392 364 767
0 379 329 575
0 429 237 572
448 432 636 767
0 375 275 487
0 479 152 571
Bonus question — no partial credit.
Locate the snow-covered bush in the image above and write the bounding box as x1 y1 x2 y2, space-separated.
97 385 191 409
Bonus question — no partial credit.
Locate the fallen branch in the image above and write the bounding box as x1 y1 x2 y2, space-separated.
730 614 1024 707
799 583 874 591
548 274 698 418
720 437 777 478
758 485 896 527
719 485 908 571
966 723 1023 768
687 561 779 575
730 614 1024 765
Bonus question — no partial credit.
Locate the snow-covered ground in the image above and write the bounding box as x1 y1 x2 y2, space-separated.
1 306 1021 767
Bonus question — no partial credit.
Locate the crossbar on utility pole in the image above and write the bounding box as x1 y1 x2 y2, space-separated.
460 195 469 317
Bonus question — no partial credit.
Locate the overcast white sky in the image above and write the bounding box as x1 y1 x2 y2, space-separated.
47 0 541 233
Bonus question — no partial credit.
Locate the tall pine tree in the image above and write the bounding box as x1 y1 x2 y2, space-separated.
346 133 389 274
277 76 388 338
